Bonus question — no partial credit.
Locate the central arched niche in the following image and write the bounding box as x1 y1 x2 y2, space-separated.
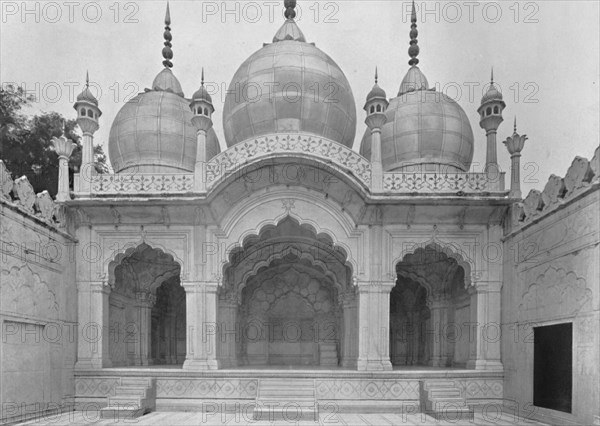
108 243 184 367
220 216 355 368
391 244 471 368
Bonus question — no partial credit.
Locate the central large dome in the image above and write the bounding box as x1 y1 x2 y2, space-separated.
223 20 356 148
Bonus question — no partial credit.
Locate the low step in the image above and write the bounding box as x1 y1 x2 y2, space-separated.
254 378 317 421
100 378 155 420
421 380 473 422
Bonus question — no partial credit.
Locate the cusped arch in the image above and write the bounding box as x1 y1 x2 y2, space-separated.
394 241 473 288
107 242 183 291
234 246 348 303
215 189 361 279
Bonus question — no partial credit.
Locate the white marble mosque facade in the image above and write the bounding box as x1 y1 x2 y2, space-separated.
1 1 599 425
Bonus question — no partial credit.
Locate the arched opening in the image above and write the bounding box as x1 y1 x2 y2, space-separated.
108 243 185 367
370 105 375 114
486 107 492 116
220 216 356 368
376 104 382 112
150 276 186 365
493 105 499 114
391 244 471 368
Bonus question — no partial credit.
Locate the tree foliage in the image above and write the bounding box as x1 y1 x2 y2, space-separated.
0 85 108 197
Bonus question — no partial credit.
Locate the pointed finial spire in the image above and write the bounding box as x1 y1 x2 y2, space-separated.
201 67 205 86
514 116 517 133
85 70 89 88
491 67 494 85
284 0 297 20
162 2 174 68
375 67 378 85
408 0 420 66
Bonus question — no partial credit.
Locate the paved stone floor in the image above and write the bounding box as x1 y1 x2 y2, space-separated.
19 410 549 425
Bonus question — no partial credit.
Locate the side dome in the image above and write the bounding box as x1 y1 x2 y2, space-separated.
222 40 357 148
108 89 220 173
361 89 474 172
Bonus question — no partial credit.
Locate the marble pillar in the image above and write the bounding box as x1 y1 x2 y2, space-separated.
341 292 358 368
75 281 112 369
466 281 503 370
134 291 156 366
357 281 394 371
183 281 220 370
218 296 239 368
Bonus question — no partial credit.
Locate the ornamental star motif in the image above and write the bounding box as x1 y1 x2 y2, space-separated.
282 199 295 213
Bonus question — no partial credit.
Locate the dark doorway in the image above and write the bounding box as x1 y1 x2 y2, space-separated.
533 322 572 413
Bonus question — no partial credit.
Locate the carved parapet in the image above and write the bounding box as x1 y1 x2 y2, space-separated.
590 146 599 182
35 190 56 223
205 133 372 189
382 171 504 193
541 174 566 211
88 173 194 194
12 176 36 213
522 189 544 219
514 151 599 228
0 160 14 199
564 156 594 198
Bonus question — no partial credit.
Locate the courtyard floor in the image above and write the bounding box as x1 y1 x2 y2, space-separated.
18 410 549 426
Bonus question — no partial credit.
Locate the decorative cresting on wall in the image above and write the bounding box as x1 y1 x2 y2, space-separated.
87 173 194 194
383 171 503 193
0 263 59 319
515 147 599 226
518 265 592 321
0 160 64 226
205 134 372 188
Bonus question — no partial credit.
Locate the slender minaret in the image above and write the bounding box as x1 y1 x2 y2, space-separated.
73 72 101 194
51 123 77 202
477 69 506 175
364 68 389 192
503 117 528 198
190 68 214 192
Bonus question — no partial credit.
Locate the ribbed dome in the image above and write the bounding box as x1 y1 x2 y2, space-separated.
481 83 503 104
77 87 98 106
398 66 429 96
108 88 220 174
360 87 474 172
192 85 212 103
223 32 356 147
366 83 387 103
152 68 184 97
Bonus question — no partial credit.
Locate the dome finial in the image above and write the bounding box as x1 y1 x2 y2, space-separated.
514 116 517 133
201 67 205 86
408 0 420 66
162 2 174 68
85 70 89 88
375 67 378 84
284 0 297 20
491 67 494 85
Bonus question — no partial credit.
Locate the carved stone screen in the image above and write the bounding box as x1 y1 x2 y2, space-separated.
533 322 572 413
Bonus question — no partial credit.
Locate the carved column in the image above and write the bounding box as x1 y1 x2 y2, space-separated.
135 291 156 366
340 291 358 368
357 281 394 371
218 294 239 368
427 297 450 367
466 281 503 370
183 281 220 370
75 281 112 369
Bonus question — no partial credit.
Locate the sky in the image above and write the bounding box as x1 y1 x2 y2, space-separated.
1 0 599 194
